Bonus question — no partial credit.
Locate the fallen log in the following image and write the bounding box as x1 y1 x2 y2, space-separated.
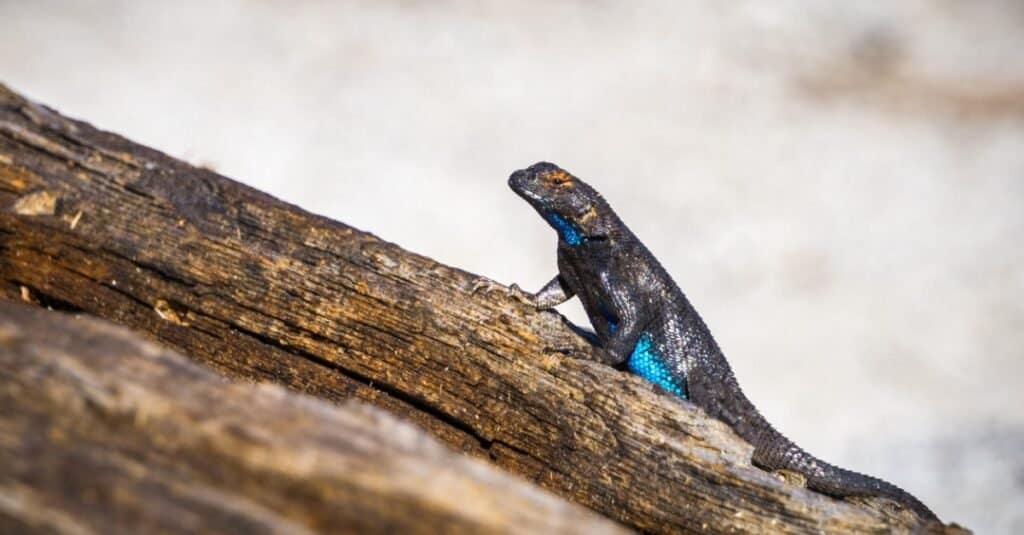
0 82 965 533
0 302 626 534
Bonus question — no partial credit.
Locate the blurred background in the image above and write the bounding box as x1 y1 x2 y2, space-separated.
2 1 1021 531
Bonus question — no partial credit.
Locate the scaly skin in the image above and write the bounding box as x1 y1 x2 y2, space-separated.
509 161 938 522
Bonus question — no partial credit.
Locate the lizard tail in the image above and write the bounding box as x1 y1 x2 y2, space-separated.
752 433 939 522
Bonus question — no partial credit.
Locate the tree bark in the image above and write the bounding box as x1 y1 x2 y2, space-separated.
0 82 966 534
0 302 627 534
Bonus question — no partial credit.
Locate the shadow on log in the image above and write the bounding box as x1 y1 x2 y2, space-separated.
0 83 966 533
0 302 626 534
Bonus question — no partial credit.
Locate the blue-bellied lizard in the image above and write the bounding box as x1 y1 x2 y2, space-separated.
509 161 939 522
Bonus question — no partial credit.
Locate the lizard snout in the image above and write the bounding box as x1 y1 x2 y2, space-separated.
508 168 535 192
509 161 561 191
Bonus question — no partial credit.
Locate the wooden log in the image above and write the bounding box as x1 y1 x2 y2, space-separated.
0 82 966 533
0 302 627 534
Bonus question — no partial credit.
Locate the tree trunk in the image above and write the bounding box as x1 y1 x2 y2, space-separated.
0 82 966 534
0 302 626 534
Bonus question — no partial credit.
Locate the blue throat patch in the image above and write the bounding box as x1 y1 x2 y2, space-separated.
627 332 687 399
547 213 583 246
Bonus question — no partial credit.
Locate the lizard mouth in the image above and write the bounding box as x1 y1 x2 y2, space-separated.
512 185 543 203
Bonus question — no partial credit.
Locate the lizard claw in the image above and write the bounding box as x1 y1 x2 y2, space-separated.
506 283 540 306
469 278 538 307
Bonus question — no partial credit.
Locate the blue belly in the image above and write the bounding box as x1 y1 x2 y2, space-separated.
627 332 687 399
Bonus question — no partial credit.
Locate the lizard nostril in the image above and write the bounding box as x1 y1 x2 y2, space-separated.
508 169 533 189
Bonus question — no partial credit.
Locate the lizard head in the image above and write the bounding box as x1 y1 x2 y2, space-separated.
508 162 616 245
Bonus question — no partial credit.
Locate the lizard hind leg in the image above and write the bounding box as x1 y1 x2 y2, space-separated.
771 469 807 488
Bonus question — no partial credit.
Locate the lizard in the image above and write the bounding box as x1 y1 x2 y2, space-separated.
507 161 939 522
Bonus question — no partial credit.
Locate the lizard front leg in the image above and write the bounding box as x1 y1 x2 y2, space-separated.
524 275 575 309
470 275 574 308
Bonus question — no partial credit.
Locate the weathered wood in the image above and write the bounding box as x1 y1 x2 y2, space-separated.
0 302 627 534
0 82 966 533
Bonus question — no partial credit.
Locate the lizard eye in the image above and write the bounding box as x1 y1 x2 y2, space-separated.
540 170 573 187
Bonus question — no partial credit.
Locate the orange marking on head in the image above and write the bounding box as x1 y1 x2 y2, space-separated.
579 206 598 223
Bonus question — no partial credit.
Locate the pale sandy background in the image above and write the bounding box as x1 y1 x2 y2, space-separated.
2 1 1022 531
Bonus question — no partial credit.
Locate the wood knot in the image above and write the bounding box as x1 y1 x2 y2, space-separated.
12 189 58 216
154 300 189 326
